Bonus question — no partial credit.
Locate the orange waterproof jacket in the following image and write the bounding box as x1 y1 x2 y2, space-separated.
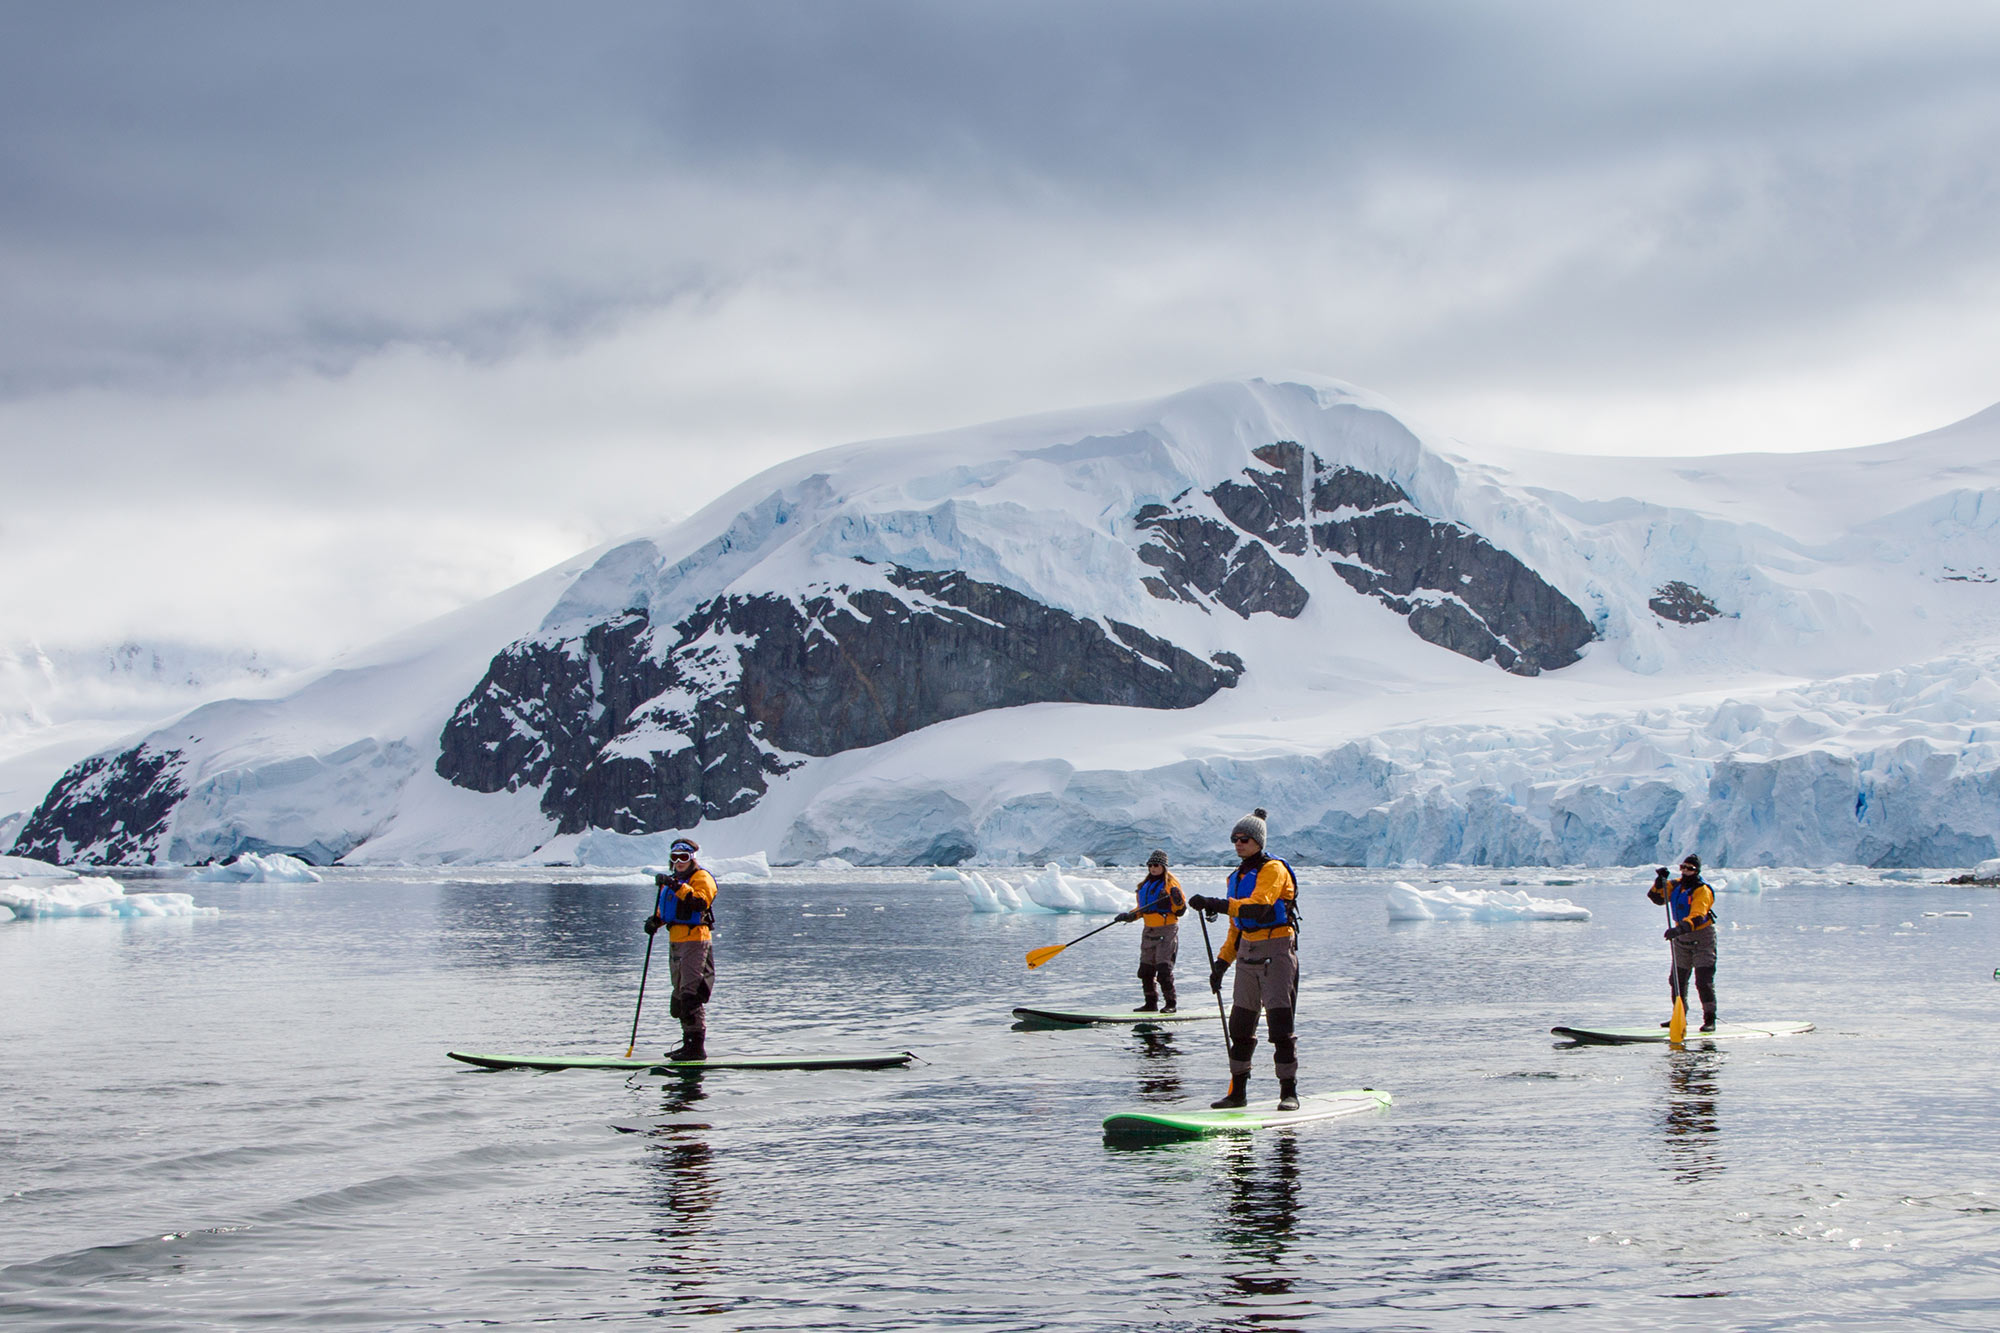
1218 857 1296 962
1134 872 1185 928
656 867 719 943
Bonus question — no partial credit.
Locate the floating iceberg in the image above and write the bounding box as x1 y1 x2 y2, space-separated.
0 875 219 921
189 852 323 883
1972 857 2000 879
705 851 772 883
1386 880 1590 922
955 870 1042 914
1020 863 1129 913
1711 867 1777 894
944 863 1128 913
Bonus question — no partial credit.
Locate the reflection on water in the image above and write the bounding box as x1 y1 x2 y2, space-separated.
1134 1029 1187 1103
1660 1050 1724 1184
638 1079 726 1317
1210 1135 1313 1328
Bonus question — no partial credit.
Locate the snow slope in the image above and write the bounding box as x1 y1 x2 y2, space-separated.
13 375 2000 869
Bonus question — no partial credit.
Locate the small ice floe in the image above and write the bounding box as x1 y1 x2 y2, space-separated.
926 867 968 881
1879 869 1929 882
1 875 218 921
1922 910 1973 918
1712 868 1778 894
1386 881 1591 922
704 851 772 883
1973 857 2000 879
814 856 856 871
955 870 1037 914
1022 863 1128 913
947 863 1127 913
190 852 323 883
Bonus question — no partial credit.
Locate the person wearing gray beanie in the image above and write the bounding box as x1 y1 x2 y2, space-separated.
1116 850 1186 1012
1186 808 1302 1110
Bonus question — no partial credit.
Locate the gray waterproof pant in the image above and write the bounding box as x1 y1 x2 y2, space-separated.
1138 923 1179 1006
669 939 714 1048
1227 935 1299 1081
1669 928 1717 1022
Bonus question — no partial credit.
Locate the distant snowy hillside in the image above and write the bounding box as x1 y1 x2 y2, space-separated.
14 376 2000 869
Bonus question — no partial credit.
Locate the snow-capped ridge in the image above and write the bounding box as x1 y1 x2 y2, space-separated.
14 373 2000 871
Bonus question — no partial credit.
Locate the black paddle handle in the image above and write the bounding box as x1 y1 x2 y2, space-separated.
1059 915 1126 951
626 930 656 1056
1195 909 1231 1057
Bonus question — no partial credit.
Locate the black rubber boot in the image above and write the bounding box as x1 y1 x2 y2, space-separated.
1211 1074 1248 1109
1160 973 1177 1013
1700 1015 1717 1033
1133 999 1159 1013
1277 1079 1300 1111
665 1017 706 1062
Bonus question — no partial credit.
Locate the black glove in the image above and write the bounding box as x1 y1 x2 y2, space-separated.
644 915 663 936
1188 894 1223 915
1116 911 1138 923
1662 927 1674 939
1209 959 1229 994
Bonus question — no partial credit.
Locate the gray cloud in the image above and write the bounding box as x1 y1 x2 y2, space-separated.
3 1 1999 663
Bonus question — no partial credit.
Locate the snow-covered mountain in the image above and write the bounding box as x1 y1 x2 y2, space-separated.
14 376 2000 868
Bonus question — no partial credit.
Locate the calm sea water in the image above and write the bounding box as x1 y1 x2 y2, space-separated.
2 866 1996 1331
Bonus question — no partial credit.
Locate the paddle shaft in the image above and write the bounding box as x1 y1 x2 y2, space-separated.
1195 909 1231 1057
624 930 657 1059
1026 914 1126 968
1660 879 1687 1042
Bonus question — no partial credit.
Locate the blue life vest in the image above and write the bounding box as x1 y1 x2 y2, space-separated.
1668 879 1714 931
1137 874 1177 917
656 874 715 929
1226 856 1295 930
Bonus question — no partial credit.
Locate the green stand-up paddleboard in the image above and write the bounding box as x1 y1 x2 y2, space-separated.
1104 1088 1392 1141
1012 1006 1207 1026
1550 1020 1813 1045
448 1050 915 1072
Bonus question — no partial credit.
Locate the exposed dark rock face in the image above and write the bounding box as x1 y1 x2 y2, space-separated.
439 563 1242 834
1311 494 1594 674
1135 442 1595 674
1210 442 1309 554
11 744 187 864
1135 505 1311 618
1649 580 1722 624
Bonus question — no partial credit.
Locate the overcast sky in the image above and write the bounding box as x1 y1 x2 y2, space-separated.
4 1 1999 665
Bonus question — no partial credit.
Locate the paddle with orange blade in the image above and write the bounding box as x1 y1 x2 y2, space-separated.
1025 915 1127 969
